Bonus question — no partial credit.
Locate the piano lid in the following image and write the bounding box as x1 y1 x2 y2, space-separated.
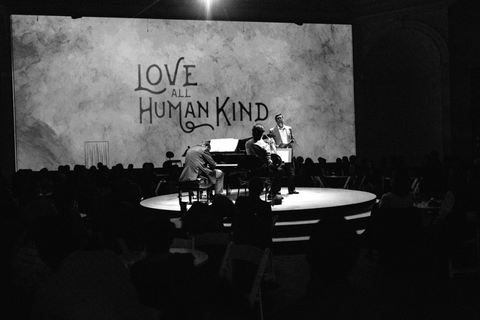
210 137 251 153
209 138 238 153
210 137 250 164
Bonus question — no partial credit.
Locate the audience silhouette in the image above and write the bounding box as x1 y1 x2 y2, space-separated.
31 213 143 320
306 214 360 293
233 177 274 250
379 168 415 208
182 194 236 235
129 216 195 312
2 147 480 319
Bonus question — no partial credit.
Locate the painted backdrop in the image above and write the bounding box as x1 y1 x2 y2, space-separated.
12 15 354 170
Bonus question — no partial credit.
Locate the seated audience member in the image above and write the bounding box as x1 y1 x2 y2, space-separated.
31 214 142 320
420 150 445 198
183 195 237 276
0 185 24 318
129 216 195 311
182 194 237 235
295 156 304 175
379 168 415 208
50 184 89 242
349 154 359 176
137 162 158 199
12 170 43 214
435 160 479 241
364 169 423 261
317 157 327 176
233 177 274 250
111 178 144 251
90 178 145 254
182 201 213 235
301 157 316 187
306 214 360 293
361 159 383 196
0 184 21 254
342 155 351 176
334 157 343 175
210 194 238 222
276 215 411 320
11 199 57 295
161 271 252 320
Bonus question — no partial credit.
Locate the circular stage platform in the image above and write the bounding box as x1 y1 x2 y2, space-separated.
141 187 377 254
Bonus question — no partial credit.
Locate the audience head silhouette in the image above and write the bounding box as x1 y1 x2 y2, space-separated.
141 216 175 254
210 194 237 220
306 214 359 291
33 214 82 271
248 177 265 198
390 168 412 197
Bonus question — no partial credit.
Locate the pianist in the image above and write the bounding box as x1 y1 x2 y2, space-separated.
178 141 225 196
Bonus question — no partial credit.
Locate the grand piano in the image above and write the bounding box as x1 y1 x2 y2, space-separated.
210 137 250 167
210 138 250 195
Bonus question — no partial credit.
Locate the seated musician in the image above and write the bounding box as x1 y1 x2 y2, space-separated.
245 123 284 201
178 141 225 196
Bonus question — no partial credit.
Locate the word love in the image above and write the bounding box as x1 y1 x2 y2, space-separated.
135 57 196 96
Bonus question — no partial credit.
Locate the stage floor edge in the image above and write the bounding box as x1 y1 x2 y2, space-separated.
140 187 377 254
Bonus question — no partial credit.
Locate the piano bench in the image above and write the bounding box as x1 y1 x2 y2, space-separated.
177 179 213 204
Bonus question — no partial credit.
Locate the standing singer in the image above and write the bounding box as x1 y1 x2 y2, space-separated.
269 113 299 194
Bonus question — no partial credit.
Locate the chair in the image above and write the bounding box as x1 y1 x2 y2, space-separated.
230 169 250 198
139 304 162 320
219 242 270 320
177 177 213 204
264 215 278 282
235 155 272 200
365 205 424 270
322 174 351 189
411 177 422 197
171 237 195 250
161 151 182 194
163 151 182 168
189 232 232 247
311 175 325 188
447 214 480 279
154 173 169 196
189 232 233 275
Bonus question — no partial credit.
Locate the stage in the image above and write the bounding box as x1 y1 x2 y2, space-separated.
140 187 377 254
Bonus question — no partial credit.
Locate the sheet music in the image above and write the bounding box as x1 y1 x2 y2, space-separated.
276 148 292 163
209 138 239 152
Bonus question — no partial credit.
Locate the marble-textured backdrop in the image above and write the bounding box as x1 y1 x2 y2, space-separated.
12 15 354 170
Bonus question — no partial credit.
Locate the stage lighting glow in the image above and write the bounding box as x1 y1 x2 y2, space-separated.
201 0 214 11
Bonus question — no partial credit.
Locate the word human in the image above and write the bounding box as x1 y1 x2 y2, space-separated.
139 97 269 133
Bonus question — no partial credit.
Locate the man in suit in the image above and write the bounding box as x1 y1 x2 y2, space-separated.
269 113 299 194
178 142 225 195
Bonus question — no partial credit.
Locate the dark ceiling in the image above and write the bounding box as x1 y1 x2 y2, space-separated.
0 0 455 24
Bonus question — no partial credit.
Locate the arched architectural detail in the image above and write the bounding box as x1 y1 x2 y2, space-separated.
361 20 448 65
355 18 451 164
